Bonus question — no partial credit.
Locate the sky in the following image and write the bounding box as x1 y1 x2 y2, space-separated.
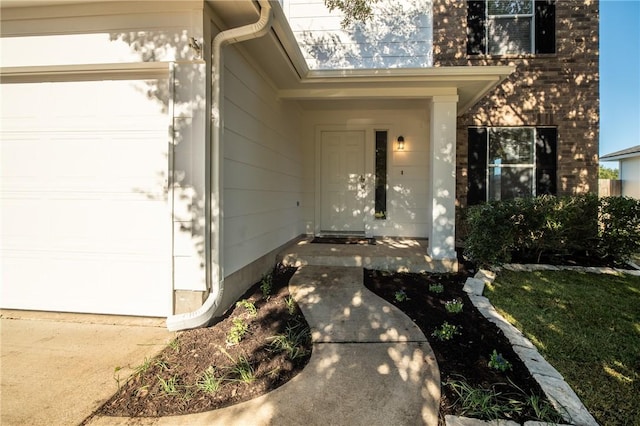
599 0 640 168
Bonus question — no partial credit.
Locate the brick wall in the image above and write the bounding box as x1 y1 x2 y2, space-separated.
433 0 599 206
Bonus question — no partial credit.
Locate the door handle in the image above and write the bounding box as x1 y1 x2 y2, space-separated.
359 175 365 189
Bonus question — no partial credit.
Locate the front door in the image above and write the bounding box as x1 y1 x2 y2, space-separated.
320 130 366 233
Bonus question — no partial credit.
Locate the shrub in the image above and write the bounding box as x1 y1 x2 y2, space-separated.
463 194 640 266
598 196 640 264
464 201 516 266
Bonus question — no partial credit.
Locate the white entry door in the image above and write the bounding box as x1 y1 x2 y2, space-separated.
320 131 366 233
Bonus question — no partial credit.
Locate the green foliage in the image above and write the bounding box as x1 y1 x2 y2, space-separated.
236 299 257 317
599 165 619 179
226 318 249 346
157 375 180 396
267 320 311 361
598 196 640 264
197 366 224 394
284 295 297 315
228 355 255 384
446 379 562 422
324 0 380 26
464 194 640 266
445 299 464 314
487 350 512 372
260 274 273 299
168 338 180 353
431 321 460 341
464 200 517 265
394 289 409 302
428 283 444 294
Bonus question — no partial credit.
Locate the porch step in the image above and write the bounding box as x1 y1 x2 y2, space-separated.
278 237 458 273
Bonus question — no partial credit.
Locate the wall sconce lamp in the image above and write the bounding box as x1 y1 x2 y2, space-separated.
397 136 405 151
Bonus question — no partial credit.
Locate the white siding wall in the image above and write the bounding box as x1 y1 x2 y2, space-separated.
282 0 433 69
621 157 640 198
222 48 304 276
301 104 430 237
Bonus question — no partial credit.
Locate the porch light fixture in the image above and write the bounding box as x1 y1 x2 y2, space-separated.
397 136 405 151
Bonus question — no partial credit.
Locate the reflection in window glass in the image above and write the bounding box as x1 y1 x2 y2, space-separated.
488 127 535 201
487 0 533 54
375 131 387 219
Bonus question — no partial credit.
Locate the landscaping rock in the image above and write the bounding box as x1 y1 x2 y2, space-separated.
474 269 496 283
511 345 564 380
445 415 519 426
533 374 599 426
463 277 485 295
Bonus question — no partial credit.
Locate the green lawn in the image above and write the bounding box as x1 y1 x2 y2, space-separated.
486 270 640 426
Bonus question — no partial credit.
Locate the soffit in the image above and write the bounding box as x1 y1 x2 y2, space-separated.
208 0 514 116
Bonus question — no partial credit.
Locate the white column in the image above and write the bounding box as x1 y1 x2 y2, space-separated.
428 96 458 261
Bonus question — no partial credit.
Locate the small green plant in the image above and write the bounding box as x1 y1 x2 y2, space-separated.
446 379 520 420
268 320 310 360
394 289 410 302
133 357 154 376
431 321 460 341
236 299 257 317
197 366 224 394
260 273 273 299
168 338 180 353
428 283 444 294
284 295 297 315
445 298 464 314
228 355 255 384
226 318 249 345
113 366 123 390
446 378 563 422
157 374 180 396
488 349 512 372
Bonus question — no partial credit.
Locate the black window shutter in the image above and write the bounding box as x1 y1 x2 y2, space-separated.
535 128 557 195
467 0 486 55
535 0 556 54
468 127 488 205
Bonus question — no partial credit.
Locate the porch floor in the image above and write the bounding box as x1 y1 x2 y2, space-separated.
278 237 458 273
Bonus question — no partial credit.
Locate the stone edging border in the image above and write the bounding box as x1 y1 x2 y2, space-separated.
451 263 640 426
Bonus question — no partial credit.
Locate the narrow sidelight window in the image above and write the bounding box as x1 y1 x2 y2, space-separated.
375 131 387 219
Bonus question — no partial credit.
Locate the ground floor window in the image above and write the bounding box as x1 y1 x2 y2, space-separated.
375 130 387 219
468 126 557 205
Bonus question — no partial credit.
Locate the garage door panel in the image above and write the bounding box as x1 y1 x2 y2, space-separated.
2 198 169 253
1 254 169 316
1 78 172 316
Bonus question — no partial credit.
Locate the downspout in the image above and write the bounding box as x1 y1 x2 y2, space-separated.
167 0 273 331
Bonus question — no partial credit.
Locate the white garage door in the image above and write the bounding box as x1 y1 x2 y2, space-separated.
1 78 172 317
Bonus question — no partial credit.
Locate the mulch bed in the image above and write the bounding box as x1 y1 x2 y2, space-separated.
92 259 563 424
92 265 311 419
363 269 561 424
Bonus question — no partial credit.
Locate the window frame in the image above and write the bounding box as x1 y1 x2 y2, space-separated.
486 0 536 55
374 130 388 220
486 127 537 201
467 0 556 56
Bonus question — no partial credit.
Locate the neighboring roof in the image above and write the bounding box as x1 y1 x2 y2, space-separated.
600 145 640 161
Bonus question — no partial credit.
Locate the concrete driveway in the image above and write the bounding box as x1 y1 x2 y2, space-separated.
0 310 173 426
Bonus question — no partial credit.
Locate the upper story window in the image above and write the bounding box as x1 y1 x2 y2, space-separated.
467 0 555 56
282 0 433 70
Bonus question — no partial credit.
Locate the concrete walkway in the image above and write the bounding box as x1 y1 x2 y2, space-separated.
87 264 440 426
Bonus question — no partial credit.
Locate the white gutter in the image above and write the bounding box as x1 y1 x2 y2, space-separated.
167 0 273 332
